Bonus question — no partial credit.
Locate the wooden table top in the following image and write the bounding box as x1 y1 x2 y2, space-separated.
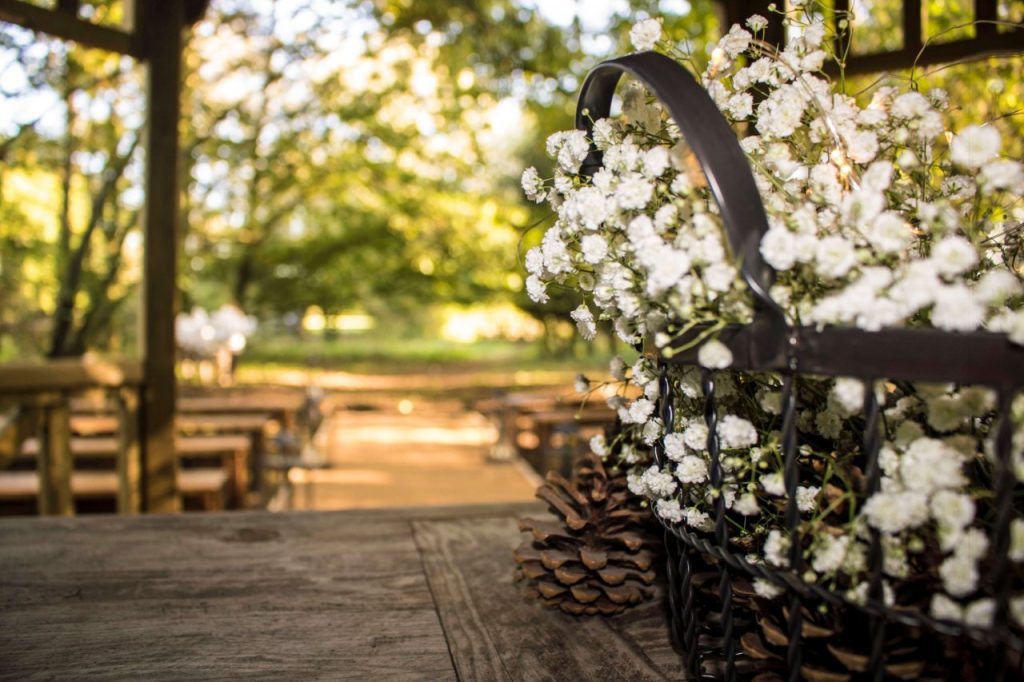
0 503 684 681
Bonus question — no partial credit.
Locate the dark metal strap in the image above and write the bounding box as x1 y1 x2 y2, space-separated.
575 52 786 348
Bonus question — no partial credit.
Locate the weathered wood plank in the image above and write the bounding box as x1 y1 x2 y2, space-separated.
413 515 678 681
0 511 455 680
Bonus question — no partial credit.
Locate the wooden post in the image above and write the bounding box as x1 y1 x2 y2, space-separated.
115 387 142 514
36 394 73 516
902 0 923 51
137 0 186 513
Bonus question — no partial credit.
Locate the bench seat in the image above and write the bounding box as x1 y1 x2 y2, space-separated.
0 469 229 510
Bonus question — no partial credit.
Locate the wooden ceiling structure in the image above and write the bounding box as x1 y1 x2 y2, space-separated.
0 0 209 513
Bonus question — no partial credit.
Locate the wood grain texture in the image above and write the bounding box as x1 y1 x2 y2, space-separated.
413 515 682 682
0 503 683 681
0 511 455 680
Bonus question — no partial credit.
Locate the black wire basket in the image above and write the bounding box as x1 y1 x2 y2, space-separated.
574 52 1024 681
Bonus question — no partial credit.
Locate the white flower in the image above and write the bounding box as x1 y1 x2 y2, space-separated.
760 227 797 270
980 159 1024 190
726 93 753 120
589 434 608 457
641 146 670 178
684 507 714 531
734 493 760 516
1011 519 1024 562
615 173 655 210
697 339 733 369
570 304 597 341
845 130 878 163
591 118 618 151
955 528 990 562
629 18 661 51
640 465 677 497
580 234 608 264
654 204 678 232
656 498 684 523
625 398 656 424
525 275 549 303
720 24 752 57
863 490 929 533
815 410 842 439
764 529 790 567
832 378 864 416
663 432 687 462
965 599 995 628
761 472 786 497
704 263 737 293
815 236 858 279
939 554 978 597
641 419 663 445
931 236 978 277
746 14 768 31
682 422 709 451
950 124 1001 169
521 166 546 203
677 455 710 484
717 415 757 449
891 91 931 118
975 269 1021 304
930 490 975 530
931 284 985 333
796 486 820 513
556 129 590 173
867 212 911 253
753 578 782 598
812 535 850 574
899 437 966 494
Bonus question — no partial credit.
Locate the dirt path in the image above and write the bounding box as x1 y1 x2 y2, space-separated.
278 399 542 511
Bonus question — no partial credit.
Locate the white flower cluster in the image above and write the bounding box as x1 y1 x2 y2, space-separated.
528 3 1024 633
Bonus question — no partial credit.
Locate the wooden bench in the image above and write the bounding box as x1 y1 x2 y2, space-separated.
0 469 229 511
18 434 252 508
475 392 615 469
70 412 271 436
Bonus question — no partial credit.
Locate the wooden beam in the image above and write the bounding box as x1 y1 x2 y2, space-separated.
975 0 998 37
0 357 142 393
839 30 1024 75
36 397 73 516
138 0 185 513
116 387 142 514
902 0 923 50
0 0 140 57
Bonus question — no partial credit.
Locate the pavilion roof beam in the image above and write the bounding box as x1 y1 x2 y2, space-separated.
0 0 141 57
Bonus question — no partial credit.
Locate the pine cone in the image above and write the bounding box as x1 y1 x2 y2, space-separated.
514 452 661 615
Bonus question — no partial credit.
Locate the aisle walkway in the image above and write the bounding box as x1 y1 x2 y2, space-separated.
281 398 541 510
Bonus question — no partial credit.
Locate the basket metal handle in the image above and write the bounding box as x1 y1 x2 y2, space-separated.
575 52 787 344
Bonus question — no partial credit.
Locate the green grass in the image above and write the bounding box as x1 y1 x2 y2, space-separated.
239 335 631 375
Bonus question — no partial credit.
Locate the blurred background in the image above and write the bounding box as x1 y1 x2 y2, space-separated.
1 0 1021 513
